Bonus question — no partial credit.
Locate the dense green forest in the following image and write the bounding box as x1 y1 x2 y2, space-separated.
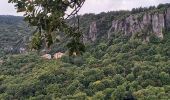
0 4 170 100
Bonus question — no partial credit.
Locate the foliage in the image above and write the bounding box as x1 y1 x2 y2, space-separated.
8 0 85 55
0 3 170 100
0 15 33 54
0 29 170 99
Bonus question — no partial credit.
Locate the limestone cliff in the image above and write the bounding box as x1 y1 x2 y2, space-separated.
108 8 170 40
83 21 97 43
166 8 170 31
81 7 170 43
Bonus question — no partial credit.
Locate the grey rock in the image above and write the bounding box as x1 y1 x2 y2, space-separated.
166 8 170 31
84 7 170 42
83 21 97 43
108 8 170 40
152 14 164 38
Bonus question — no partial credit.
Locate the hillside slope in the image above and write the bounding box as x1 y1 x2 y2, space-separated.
0 4 170 100
0 30 170 99
0 15 33 54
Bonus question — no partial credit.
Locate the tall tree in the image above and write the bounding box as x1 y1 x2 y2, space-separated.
8 0 85 55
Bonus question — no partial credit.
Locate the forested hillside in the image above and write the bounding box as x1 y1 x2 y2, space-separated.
0 4 170 100
0 15 33 54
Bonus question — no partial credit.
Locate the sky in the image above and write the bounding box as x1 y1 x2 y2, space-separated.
0 0 170 16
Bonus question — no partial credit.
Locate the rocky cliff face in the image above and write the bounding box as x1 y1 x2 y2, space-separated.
108 8 170 40
166 8 170 31
83 21 97 43
82 7 170 43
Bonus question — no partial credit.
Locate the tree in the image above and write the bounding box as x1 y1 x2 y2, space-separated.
111 85 126 100
92 91 105 100
8 0 85 55
133 86 169 100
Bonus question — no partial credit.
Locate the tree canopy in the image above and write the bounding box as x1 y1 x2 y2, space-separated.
8 0 85 55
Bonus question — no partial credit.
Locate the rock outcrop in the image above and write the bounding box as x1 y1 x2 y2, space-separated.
152 14 165 38
83 21 97 43
107 8 170 40
41 54 52 60
82 7 170 43
166 8 170 31
53 52 64 60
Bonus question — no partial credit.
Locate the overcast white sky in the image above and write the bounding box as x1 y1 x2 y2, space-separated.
0 0 170 16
